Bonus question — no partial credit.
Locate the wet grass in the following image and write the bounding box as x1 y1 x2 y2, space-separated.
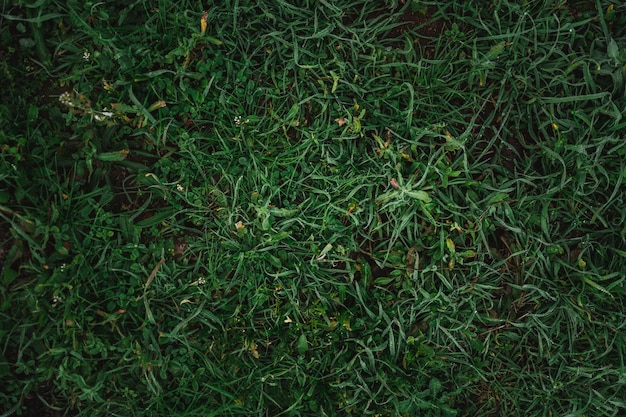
1 0 625 416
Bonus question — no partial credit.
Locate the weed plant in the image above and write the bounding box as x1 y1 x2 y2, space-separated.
1 0 625 416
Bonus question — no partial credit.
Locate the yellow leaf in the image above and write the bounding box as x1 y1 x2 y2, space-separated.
342 316 352 331
147 100 167 112
249 342 259 359
200 11 208 34
446 238 456 254
316 243 332 260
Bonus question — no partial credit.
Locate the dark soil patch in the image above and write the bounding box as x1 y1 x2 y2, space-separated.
386 3 444 40
0 208 34 288
15 380 77 417
341 2 444 56
0 217 12 270
383 3 444 59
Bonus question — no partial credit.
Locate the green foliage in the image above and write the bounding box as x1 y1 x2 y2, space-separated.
1 0 625 416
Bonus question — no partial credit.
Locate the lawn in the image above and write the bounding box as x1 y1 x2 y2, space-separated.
1 0 625 416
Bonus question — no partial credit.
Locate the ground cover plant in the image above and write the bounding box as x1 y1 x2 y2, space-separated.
1 0 625 415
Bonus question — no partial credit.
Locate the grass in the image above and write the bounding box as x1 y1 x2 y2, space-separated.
1 0 625 416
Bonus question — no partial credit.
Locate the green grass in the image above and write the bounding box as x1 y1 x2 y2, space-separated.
1 0 625 416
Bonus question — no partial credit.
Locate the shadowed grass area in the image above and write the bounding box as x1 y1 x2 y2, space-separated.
1 0 625 416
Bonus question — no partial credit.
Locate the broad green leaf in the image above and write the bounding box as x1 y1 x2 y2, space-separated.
583 276 613 298
485 41 509 60
269 207 300 217
285 103 299 121
608 38 619 62
135 209 175 227
95 149 129 161
429 377 442 396
266 231 291 243
1 267 18 286
374 277 394 285
297 334 308 354
487 192 509 205
406 190 432 203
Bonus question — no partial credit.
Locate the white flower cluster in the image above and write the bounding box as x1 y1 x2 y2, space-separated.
234 115 249 126
58 91 113 121
58 91 74 107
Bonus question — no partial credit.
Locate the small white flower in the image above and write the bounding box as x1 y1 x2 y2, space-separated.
197 277 206 285
93 111 113 121
176 184 185 192
82 51 91 60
